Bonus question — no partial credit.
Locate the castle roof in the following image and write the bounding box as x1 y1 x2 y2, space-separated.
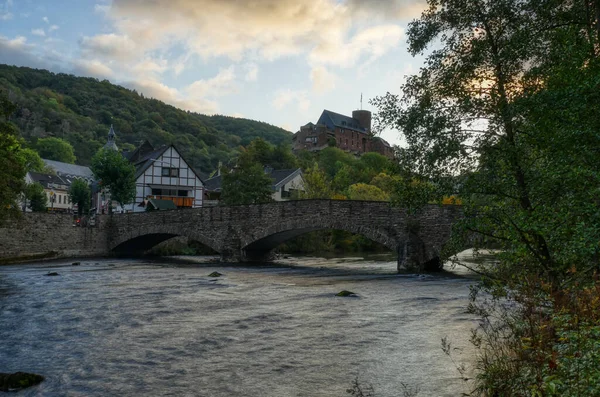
317 110 367 133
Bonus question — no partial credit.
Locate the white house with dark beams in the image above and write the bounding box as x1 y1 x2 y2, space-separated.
125 141 204 212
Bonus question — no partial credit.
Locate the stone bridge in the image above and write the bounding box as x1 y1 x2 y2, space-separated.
0 200 464 271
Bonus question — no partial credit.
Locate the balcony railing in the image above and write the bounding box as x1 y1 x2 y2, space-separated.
150 195 193 207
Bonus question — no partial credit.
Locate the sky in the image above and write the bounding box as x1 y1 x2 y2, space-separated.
0 0 426 145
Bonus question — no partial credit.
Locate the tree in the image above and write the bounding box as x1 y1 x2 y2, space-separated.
36 137 76 164
25 182 47 212
220 160 273 205
21 148 47 172
91 148 136 212
299 163 332 199
68 179 91 217
371 0 600 280
0 95 26 225
347 183 389 201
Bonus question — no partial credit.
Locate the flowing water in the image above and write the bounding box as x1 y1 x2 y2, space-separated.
0 252 484 396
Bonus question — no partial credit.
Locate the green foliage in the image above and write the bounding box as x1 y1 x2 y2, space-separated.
91 148 136 211
68 178 91 216
0 65 291 171
299 163 332 199
35 137 76 164
220 158 273 205
20 148 46 172
347 183 389 201
240 138 298 169
0 94 26 225
25 182 47 212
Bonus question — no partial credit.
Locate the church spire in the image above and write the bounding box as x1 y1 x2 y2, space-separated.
104 124 118 151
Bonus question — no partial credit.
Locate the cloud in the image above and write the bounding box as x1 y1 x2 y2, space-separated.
310 66 337 94
346 0 426 20
244 63 258 82
309 24 404 67
0 0 12 19
80 33 138 60
99 0 404 67
94 3 111 15
31 28 45 37
186 65 238 98
272 89 310 112
49 25 59 32
42 16 48 23
72 59 115 79
0 35 45 68
123 79 219 114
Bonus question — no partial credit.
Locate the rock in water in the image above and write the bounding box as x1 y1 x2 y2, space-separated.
0 372 44 392
72 262 80 266
208 272 223 277
45 272 59 276
336 290 357 297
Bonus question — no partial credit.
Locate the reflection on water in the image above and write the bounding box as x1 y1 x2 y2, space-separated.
0 251 482 396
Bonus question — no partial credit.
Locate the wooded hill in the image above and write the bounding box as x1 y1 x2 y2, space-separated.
0 64 292 173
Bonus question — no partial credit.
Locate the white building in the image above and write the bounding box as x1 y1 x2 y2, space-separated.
25 171 72 212
125 141 204 212
203 167 305 204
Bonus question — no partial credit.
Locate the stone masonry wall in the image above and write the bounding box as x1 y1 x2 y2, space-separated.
0 201 464 270
0 213 110 263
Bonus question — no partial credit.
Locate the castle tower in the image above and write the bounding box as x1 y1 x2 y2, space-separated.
352 110 372 133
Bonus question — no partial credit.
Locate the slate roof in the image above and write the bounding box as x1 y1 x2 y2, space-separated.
131 145 170 179
28 172 70 190
203 168 302 192
43 159 94 180
317 110 367 133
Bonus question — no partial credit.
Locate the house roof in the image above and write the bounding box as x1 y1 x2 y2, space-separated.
132 145 170 179
28 171 70 190
203 168 302 192
317 110 367 133
42 159 94 180
128 142 205 185
147 198 177 210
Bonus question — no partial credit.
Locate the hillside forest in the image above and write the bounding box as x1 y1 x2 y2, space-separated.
0 64 292 173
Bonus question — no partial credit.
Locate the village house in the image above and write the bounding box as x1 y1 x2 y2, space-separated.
292 109 394 158
123 140 204 212
203 167 305 204
25 171 72 212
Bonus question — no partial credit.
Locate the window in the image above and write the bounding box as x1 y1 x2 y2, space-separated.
151 188 161 196
58 195 62 204
178 190 188 197
161 167 179 177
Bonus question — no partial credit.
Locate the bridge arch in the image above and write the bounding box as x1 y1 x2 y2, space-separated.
110 223 222 254
239 218 401 258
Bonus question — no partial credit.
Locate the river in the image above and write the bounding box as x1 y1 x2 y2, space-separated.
0 252 482 396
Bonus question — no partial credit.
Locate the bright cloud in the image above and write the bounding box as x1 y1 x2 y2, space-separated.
187 65 238 98
31 28 45 37
272 89 310 112
310 66 337 94
80 33 138 60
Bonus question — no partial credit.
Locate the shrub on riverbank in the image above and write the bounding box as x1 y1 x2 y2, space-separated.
466 276 600 396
